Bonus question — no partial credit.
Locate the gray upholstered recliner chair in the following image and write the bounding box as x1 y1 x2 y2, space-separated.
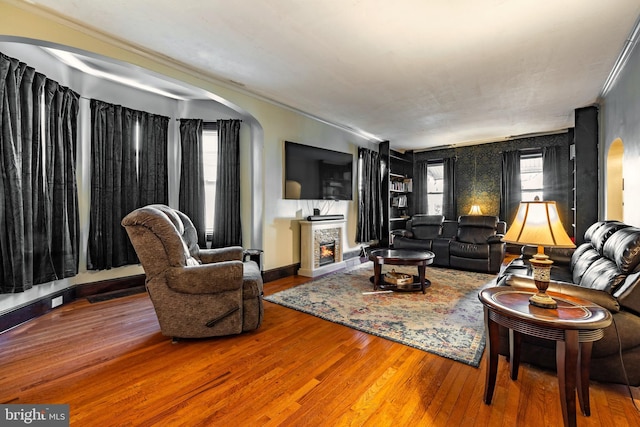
121 204 263 340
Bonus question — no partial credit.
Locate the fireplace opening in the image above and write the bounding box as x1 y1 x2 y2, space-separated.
319 240 336 266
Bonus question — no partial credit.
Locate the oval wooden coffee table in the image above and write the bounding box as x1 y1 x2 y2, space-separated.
478 287 612 427
368 249 435 294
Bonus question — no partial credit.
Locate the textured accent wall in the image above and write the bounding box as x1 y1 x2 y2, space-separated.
414 133 571 222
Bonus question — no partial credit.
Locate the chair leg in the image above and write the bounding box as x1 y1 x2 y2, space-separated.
171 337 180 344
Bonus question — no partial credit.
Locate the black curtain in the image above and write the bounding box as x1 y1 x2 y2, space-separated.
88 100 168 270
413 162 429 214
139 112 169 206
442 157 456 219
500 150 521 224
543 145 569 226
414 161 428 214
356 147 382 243
44 79 80 279
179 118 206 248
543 145 560 202
211 119 242 248
0 52 79 293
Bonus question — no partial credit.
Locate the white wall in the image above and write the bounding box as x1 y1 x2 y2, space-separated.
600 34 640 227
0 2 378 314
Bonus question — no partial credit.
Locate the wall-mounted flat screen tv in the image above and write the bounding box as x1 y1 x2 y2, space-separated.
284 141 353 200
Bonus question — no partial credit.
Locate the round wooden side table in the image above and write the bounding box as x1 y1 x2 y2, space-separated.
478 287 612 427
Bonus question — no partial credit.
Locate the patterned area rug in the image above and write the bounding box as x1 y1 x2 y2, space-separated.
265 262 497 367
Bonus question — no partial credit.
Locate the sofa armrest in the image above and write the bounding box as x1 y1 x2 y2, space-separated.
501 274 620 313
198 246 244 264
391 229 412 238
614 271 640 314
487 235 503 244
166 261 243 294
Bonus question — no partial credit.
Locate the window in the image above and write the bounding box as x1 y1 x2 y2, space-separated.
520 152 543 201
426 161 444 215
202 127 219 234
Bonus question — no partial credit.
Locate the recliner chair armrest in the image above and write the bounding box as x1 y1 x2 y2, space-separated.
166 261 243 294
199 246 244 263
501 274 620 313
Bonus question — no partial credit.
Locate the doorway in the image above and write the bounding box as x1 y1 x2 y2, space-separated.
606 139 624 221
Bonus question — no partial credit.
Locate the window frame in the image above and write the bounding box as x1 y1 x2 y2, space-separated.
520 150 544 202
426 160 444 216
202 122 219 235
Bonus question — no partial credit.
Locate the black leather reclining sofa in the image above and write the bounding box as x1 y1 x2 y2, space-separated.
497 220 640 385
392 214 507 274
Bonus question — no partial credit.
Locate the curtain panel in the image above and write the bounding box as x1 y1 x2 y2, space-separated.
542 145 569 227
88 99 169 270
178 118 206 248
414 161 428 214
414 157 455 219
0 52 79 293
355 147 382 243
139 113 169 206
500 150 521 224
211 119 242 248
442 157 457 220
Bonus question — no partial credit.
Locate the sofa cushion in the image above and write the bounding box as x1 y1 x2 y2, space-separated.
583 221 608 242
603 227 640 274
450 241 489 259
571 244 600 284
578 257 626 293
410 215 444 239
590 221 629 254
456 215 498 244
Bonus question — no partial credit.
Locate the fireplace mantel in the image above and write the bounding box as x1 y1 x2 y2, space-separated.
298 219 347 277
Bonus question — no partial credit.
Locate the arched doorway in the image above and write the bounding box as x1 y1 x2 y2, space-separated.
606 139 624 221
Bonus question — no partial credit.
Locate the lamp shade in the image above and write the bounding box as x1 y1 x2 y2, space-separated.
502 200 575 248
468 204 483 215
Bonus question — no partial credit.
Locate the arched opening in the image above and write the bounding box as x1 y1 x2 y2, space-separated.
606 139 624 221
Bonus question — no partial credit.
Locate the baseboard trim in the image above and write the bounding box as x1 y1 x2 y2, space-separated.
263 263 299 283
0 275 146 334
75 274 146 298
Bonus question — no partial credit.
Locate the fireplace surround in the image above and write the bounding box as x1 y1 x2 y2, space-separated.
299 219 346 277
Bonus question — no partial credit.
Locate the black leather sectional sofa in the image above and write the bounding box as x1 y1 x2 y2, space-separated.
497 220 640 385
392 214 507 273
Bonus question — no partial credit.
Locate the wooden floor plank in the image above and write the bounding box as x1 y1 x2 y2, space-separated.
1 272 639 426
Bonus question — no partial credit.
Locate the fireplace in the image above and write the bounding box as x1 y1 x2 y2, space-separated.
299 219 346 277
319 240 336 266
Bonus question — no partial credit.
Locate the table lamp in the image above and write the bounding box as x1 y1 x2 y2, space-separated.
502 199 575 309
468 204 483 215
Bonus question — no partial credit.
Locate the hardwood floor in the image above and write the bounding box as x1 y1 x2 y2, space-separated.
1 272 639 426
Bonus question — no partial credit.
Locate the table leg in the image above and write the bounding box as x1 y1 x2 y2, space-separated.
557 330 579 427
373 263 381 291
577 342 593 416
418 264 426 294
484 308 500 405
509 329 522 380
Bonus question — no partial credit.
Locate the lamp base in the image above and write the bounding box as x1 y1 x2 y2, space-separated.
529 249 556 309
529 292 557 309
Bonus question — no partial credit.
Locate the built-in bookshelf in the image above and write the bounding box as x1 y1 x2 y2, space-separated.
380 141 413 247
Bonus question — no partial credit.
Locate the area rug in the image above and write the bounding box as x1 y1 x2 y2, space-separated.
265 262 497 367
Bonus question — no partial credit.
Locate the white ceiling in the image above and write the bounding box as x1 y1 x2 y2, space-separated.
20 0 640 151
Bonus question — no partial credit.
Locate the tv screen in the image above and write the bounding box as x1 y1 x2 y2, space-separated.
284 141 353 200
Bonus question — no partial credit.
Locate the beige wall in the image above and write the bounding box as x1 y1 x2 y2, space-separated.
0 1 376 313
